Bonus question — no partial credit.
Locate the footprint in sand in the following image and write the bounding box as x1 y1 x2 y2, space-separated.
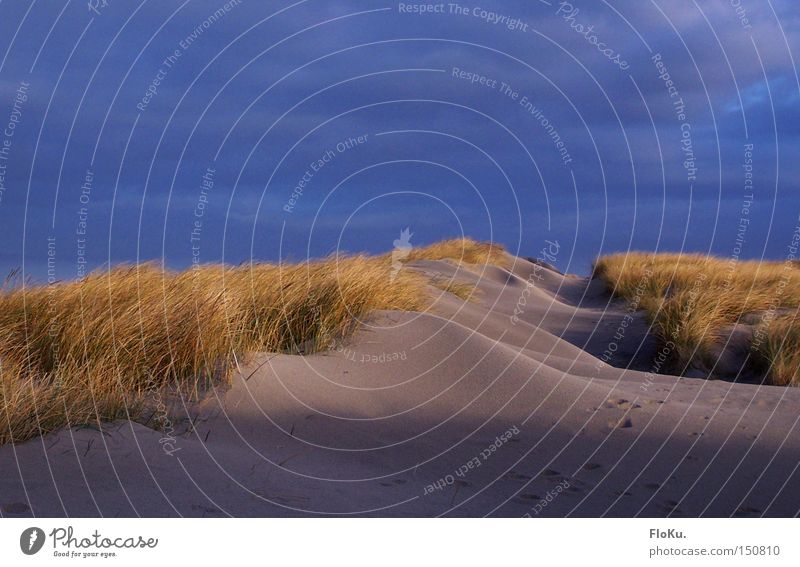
659 499 682 514
192 504 224 517
2 502 29 514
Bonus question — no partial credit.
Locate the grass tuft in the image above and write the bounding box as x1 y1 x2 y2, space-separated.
593 252 800 385
0 238 504 444
402 238 508 267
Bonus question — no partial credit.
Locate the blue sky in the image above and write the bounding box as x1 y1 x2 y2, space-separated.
0 0 798 278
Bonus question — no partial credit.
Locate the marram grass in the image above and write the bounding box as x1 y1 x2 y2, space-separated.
0 238 504 444
593 252 800 385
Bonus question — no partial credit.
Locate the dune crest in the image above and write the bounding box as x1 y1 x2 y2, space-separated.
1 252 799 517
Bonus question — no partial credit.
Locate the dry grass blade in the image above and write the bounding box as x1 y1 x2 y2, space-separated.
593 252 800 385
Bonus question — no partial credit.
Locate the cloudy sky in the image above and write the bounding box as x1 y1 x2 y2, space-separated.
0 0 797 278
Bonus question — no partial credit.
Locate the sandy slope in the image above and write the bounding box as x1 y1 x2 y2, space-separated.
2 255 799 517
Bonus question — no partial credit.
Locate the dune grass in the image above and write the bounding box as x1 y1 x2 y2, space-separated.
431 280 479 302
593 252 800 385
0 238 505 444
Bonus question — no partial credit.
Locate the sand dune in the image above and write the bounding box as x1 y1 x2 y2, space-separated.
2 255 799 517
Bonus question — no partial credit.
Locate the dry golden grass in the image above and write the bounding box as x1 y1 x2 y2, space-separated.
0 238 505 444
753 314 800 387
431 280 479 302
593 252 800 385
403 238 509 267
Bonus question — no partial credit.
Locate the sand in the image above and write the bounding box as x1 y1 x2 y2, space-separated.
2 254 799 517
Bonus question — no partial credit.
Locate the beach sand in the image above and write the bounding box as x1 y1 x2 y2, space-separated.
2 254 799 517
